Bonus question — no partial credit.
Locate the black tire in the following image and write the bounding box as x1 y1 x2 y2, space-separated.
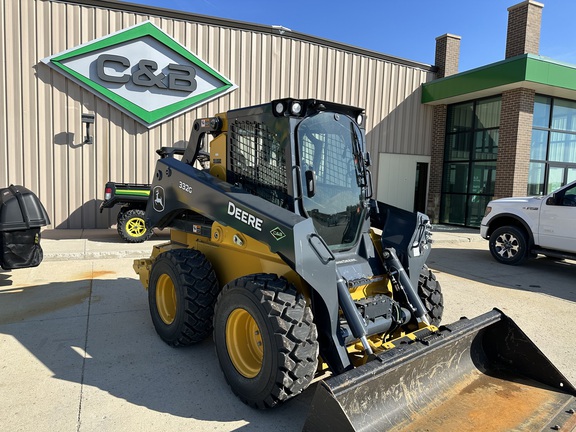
117 208 153 243
213 274 318 409
489 225 529 265
148 249 220 346
418 265 443 326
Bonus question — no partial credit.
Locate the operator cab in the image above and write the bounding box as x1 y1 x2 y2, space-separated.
269 99 371 251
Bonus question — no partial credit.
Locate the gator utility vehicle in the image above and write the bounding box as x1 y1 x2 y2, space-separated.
134 99 576 431
99 181 152 243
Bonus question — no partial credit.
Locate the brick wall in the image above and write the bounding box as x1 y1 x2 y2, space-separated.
505 0 543 58
494 88 535 198
427 105 447 222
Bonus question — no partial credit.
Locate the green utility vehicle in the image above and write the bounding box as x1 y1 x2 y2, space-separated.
99 181 152 243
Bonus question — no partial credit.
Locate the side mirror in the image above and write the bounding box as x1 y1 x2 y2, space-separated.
364 152 372 167
305 170 316 198
545 195 557 205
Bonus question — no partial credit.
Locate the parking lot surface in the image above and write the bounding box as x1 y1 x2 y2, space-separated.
1 228 574 431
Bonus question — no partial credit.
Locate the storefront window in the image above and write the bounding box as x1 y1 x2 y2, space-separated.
441 97 500 227
533 95 551 128
445 133 472 161
529 95 576 194
530 129 548 160
549 132 576 163
551 99 576 132
528 162 546 195
447 102 473 132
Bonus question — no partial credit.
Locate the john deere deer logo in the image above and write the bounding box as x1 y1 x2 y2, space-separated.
152 186 165 212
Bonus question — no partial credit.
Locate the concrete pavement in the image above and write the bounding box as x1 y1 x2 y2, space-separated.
1 226 575 431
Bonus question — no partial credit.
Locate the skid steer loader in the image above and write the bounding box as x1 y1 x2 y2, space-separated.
134 99 576 431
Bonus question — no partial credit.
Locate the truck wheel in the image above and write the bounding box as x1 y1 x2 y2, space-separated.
489 225 528 265
117 208 152 243
213 274 318 409
148 249 219 346
418 265 443 326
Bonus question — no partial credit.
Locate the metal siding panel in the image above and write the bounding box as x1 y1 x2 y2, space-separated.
21 0 39 192
0 0 8 187
5 0 24 185
36 1 54 219
260 32 272 102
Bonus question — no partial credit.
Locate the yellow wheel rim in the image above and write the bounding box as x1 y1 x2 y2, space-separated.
156 274 177 325
126 217 146 237
226 308 264 378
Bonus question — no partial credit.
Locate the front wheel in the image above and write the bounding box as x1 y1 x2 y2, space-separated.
489 225 529 265
213 274 318 409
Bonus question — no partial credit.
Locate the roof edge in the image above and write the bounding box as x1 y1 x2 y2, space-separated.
57 0 435 71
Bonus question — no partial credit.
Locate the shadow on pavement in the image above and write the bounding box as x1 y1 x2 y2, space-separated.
0 274 309 431
428 245 576 303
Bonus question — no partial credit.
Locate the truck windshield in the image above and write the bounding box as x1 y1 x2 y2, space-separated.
297 112 367 250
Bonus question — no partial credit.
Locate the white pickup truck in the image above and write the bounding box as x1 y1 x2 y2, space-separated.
480 180 576 265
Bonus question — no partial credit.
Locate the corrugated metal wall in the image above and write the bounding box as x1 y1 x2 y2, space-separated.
0 0 435 229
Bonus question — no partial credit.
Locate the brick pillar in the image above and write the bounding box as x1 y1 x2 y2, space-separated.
494 88 535 198
505 0 543 58
427 105 447 222
427 35 460 221
435 34 461 78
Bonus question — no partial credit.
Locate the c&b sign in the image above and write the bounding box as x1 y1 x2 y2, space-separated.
42 21 237 127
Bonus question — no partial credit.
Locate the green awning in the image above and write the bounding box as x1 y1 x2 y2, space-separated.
422 54 576 105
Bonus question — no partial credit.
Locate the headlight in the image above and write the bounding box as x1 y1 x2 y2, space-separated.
483 206 492 218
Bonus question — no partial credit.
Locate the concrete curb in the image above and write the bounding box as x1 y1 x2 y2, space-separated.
37 226 484 262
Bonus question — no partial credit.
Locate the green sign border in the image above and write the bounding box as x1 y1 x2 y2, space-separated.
46 21 235 126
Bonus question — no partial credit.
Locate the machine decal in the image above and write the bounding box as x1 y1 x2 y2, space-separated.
178 181 193 194
152 186 165 212
270 227 286 241
227 201 263 231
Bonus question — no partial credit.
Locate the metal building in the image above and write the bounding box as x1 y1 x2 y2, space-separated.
0 0 435 229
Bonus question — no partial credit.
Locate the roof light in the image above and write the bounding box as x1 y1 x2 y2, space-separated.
291 101 302 115
275 102 285 115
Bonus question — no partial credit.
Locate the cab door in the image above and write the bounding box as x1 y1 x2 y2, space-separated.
538 182 576 252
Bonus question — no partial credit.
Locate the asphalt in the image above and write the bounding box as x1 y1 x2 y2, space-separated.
1 226 575 432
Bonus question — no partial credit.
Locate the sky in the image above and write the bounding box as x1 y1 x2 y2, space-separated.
127 0 576 72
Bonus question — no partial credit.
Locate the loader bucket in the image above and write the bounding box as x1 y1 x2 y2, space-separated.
303 309 576 432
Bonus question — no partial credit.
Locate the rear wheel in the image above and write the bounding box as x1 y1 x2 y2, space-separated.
489 225 528 265
213 274 318 409
418 265 443 326
117 208 152 243
148 249 219 346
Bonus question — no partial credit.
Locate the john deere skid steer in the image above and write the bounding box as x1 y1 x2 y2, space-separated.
134 99 576 431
